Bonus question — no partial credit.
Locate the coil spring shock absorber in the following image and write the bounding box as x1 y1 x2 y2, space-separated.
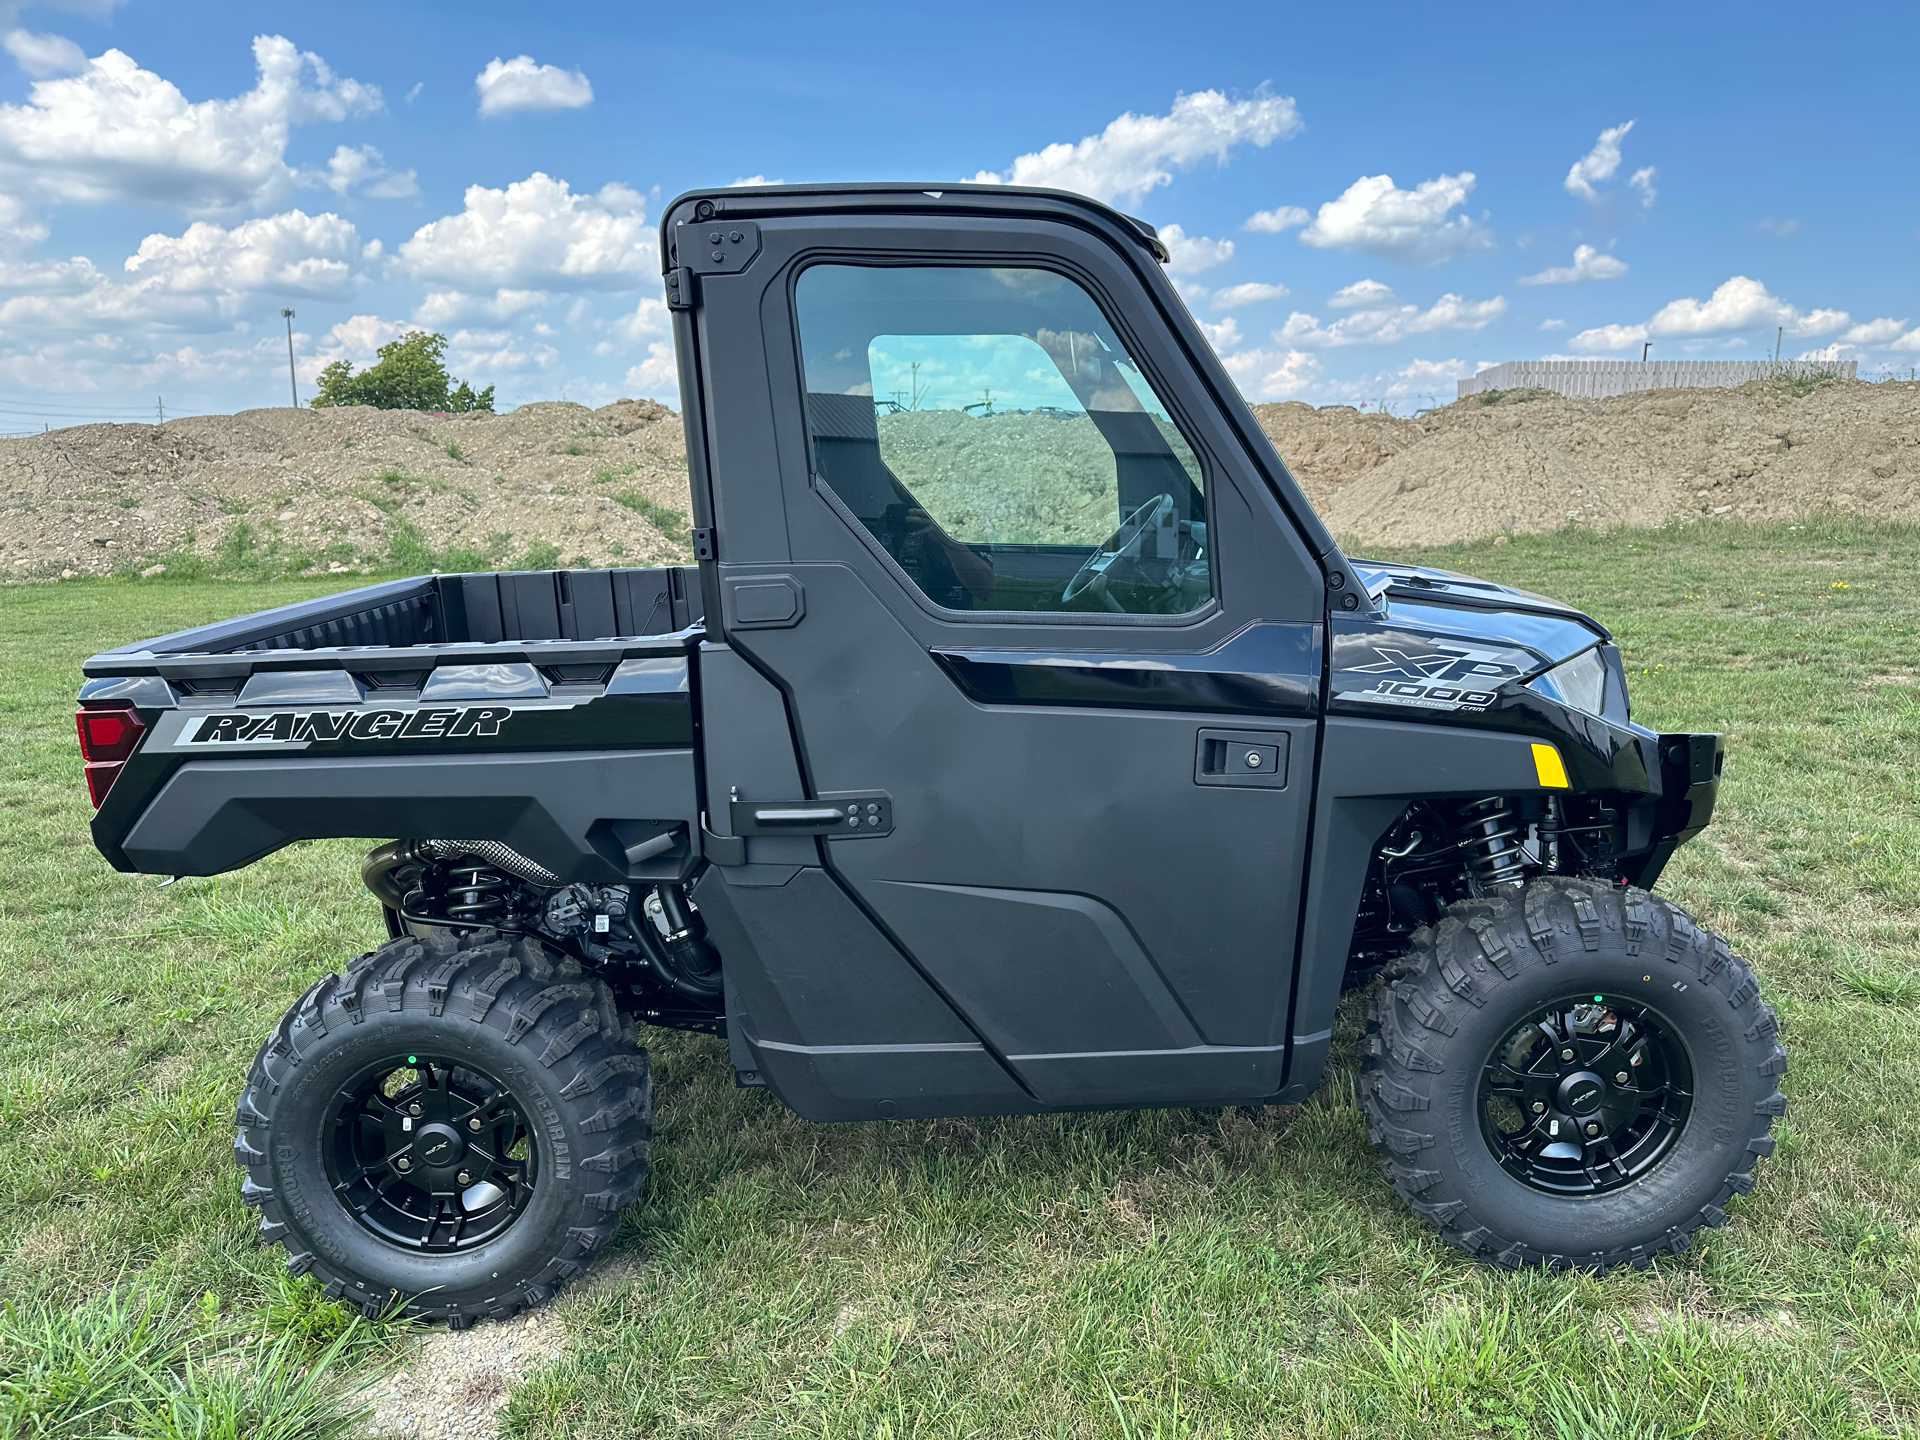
1459 796 1528 890
444 863 511 927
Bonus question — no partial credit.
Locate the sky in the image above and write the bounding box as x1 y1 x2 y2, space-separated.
0 0 1916 431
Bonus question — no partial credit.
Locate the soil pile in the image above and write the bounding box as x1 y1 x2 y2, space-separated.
0 399 691 579
5 376 1916 579
1251 377 1920 547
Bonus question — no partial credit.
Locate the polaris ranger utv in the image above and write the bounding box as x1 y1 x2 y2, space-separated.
77 183 1782 1325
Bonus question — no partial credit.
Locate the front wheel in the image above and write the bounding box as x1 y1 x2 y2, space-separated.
1359 878 1785 1269
234 931 651 1325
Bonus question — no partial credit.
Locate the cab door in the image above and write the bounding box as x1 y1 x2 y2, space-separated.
679 191 1333 1108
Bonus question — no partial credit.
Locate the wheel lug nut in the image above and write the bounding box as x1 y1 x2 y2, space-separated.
468 1117 482 1131
457 1171 470 1185
1531 1100 1547 1114
1615 1071 1630 1084
395 1157 411 1171
409 1103 422 1116
1560 1048 1575 1062
1584 1121 1602 1137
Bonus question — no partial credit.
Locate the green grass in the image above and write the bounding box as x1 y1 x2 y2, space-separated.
2 517 1917 1437
611 489 688 543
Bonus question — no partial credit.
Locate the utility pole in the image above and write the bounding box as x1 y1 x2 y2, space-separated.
281 308 299 407
156 396 164 424
1641 341 1652 364
909 361 922 410
1774 326 1783 363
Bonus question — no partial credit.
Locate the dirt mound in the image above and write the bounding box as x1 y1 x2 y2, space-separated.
6 376 1916 580
1252 377 1920 547
0 398 691 579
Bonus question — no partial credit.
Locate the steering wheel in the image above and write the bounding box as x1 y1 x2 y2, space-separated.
1062 494 1175 606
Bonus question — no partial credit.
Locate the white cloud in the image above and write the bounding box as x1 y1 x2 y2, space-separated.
1219 345 1320 400
1198 315 1242 350
398 173 656 292
728 175 782 187
1519 243 1627 285
413 288 548 327
1565 120 1633 202
1299 173 1491 263
1158 222 1233 274
123 209 369 300
321 143 417 199
1276 291 1506 347
3 28 85 76
1244 204 1308 233
1224 352 1466 408
1567 323 1648 352
1843 317 1909 345
969 88 1301 206
1649 276 1844 337
1890 329 1920 353
446 325 558 374
305 313 410 376
1539 318 1566 331
474 55 592 118
1328 278 1395 308
0 207 372 349
1629 166 1657 208
1212 281 1290 309
1570 276 1853 353
1758 217 1799 237
608 294 669 346
624 340 678 398
0 35 379 213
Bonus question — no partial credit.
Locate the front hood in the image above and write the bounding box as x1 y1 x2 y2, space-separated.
1331 558 1624 727
1346 558 1608 667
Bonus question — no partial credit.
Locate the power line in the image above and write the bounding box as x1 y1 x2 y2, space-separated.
0 396 185 415
0 405 207 420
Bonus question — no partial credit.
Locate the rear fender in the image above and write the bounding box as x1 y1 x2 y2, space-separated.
116 749 700 883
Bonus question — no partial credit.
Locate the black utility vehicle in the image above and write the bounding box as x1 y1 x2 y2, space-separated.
78 184 1783 1325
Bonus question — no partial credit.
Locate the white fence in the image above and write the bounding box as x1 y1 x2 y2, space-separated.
1457 359 1858 401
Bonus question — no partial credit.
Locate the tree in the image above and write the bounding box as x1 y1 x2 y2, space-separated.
309 331 495 412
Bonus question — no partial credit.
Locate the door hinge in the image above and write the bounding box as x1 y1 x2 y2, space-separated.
691 527 716 561
665 267 698 310
676 221 762 276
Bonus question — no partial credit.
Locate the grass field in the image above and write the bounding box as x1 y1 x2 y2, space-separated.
2 517 1917 1438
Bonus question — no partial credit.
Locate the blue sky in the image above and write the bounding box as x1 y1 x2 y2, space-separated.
0 0 1915 429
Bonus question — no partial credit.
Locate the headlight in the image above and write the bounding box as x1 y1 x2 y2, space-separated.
1527 648 1608 717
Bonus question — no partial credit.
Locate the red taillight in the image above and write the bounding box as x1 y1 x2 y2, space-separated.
76 701 145 808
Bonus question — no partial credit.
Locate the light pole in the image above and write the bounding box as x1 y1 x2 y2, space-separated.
281 308 299 407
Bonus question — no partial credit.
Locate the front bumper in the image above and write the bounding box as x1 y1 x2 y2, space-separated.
1622 731 1724 887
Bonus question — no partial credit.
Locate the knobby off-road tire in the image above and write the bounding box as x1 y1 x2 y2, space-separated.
1360 876 1785 1270
234 930 652 1326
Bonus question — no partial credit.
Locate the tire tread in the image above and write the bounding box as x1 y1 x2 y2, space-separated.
234 929 650 1325
1359 877 1783 1271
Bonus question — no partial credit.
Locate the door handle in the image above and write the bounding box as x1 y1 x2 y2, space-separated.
749 806 846 826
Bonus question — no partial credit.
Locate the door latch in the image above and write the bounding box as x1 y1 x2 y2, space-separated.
730 792 892 837
1194 729 1290 789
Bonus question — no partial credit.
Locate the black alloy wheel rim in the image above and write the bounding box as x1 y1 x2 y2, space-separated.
1477 994 1694 1196
324 1054 537 1251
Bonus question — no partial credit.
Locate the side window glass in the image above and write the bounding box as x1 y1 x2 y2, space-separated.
796 265 1211 616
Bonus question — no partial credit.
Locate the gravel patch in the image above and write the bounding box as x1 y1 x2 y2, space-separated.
362 1308 564 1440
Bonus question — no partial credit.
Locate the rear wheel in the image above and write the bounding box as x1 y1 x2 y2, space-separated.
235 930 651 1325
1359 877 1785 1269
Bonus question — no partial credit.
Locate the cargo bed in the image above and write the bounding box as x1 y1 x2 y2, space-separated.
82 565 705 683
